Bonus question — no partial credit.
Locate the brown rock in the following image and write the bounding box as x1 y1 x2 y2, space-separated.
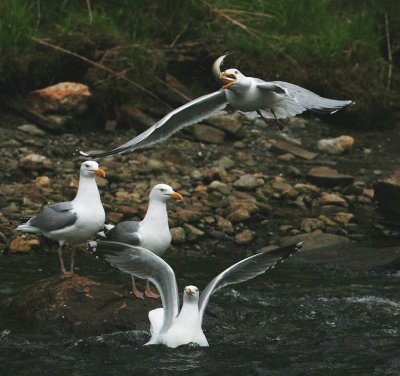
193 124 226 144
171 226 186 244
373 171 400 215
207 111 243 136
270 139 317 160
29 82 91 114
4 274 158 337
19 153 52 170
34 176 51 187
183 224 204 241
301 218 325 233
9 234 40 253
317 135 354 155
307 166 354 187
227 208 251 223
334 212 354 225
216 215 234 234
320 193 348 207
235 230 254 245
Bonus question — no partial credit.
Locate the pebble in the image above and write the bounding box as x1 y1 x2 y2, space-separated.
19 153 52 170
171 227 186 244
18 124 46 136
235 230 254 245
233 174 259 191
317 135 354 155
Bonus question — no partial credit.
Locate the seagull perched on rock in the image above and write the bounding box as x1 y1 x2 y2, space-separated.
17 161 106 273
104 184 183 299
89 240 304 348
79 54 353 157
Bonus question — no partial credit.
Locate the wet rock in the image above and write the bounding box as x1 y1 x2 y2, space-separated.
193 124 226 144
19 153 52 171
4 274 158 337
28 82 91 115
301 218 325 233
9 234 40 253
171 226 186 244
269 139 317 160
318 214 337 227
235 230 254 245
233 174 259 191
317 135 354 155
17 124 46 136
306 166 354 187
374 170 400 215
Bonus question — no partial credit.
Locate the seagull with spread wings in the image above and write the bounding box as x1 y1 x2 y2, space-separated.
17 161 106 273
79 54 353 157
89 240 304 348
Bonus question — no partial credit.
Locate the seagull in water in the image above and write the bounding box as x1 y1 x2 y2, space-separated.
104 184 183 299
89 240 304 348
79 54 353 157
17 161 106 273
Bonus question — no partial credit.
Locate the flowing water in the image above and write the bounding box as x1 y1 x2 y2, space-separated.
0 249 399 376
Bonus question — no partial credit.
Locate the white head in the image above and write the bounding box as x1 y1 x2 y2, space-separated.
149 183 183 203
80 160 106 178
183 285 200 303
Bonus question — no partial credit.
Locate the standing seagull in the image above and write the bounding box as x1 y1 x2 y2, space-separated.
89 240 304 348
79 55 353 157
105 184 183 299
17 160 106 273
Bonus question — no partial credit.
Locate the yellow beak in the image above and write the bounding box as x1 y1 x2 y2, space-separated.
170 191 183 201
221 71 237 90
95 168 106 178
186 288 194 296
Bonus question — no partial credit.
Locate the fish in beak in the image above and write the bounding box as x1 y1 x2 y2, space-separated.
221 71 237 90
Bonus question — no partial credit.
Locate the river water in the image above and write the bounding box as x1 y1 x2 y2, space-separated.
0 248 399 376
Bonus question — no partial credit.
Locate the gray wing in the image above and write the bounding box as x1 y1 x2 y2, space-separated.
29 202 77 232
79 90 227 157
198 242 304 323
89 241 179 334
105 221 141 245
255 79 353 118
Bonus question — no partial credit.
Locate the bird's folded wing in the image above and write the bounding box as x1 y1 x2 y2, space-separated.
79 90 228 157
105 221 142 245
198 242 304 323
89 241 179 334
29 202 77 232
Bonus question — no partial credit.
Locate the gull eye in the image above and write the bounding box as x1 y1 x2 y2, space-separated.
160 188 166 193
234 70 238 74
84 163 90 168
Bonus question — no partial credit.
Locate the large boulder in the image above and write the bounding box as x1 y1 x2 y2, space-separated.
374 170 400 215
2 274 159 338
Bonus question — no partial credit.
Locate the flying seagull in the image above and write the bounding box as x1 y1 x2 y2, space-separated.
17 161 106 273
89 240 304 348
104 184 183 299
79 54 353 157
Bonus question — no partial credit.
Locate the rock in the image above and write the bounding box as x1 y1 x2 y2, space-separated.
227 208 251 223
319 193 348 207
216 156 235 170
306 166 354 187
171 227 186 244
183 224 205 241
19 153 52 170
374 170 400 215
34 176 51 187
334 212 354 225
317 135 354 154
120 105 155 133
9 234 40 253
301 218 325 233
294 183 320 196
28 82 91 115
173 209 201 224
233 174 259 191
216 216 234 234
208 180 230 195
235 230 254 245
4 274 158 337
318 214 337 227
207 111 244 136
269 139 317 160
107 212 124 223
17 124 46 136
193 124 226 144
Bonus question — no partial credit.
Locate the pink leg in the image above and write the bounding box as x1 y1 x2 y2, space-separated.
131 275 144 299
144 280 160 299
57 244 67 274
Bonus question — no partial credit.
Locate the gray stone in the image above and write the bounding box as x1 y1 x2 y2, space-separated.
193 124 226 144
18 124 46 136
270 139 317 160
374 170 400 215
233 174 259 191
